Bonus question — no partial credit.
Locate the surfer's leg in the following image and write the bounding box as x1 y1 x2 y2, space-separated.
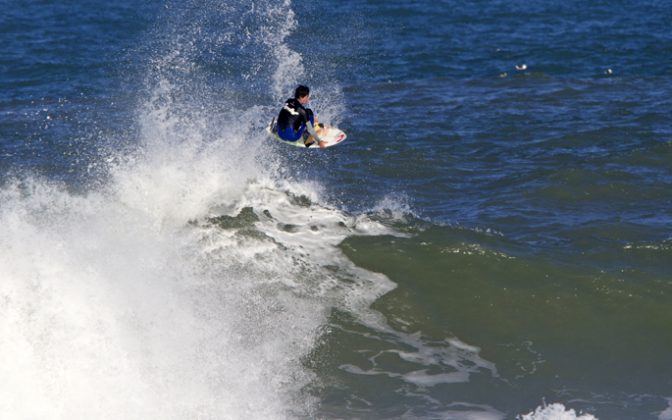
278 125 301 141
302 130 315 147
301 115 316 147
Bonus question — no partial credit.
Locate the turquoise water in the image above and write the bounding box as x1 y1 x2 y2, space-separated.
1 0 671 418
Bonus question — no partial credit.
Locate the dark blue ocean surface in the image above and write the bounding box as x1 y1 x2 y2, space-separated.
1 0 671 419
1 1 158 182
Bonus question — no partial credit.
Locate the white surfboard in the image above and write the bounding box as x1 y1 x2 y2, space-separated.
266 121 347 149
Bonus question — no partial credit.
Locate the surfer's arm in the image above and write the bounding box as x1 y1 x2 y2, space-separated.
305 121 324 143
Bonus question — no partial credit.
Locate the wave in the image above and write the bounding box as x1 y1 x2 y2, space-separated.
0 1 379 418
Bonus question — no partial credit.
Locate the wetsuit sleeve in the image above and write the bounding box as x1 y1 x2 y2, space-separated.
298 107 323 142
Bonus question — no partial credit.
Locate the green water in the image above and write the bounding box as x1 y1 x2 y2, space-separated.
304 225 672 418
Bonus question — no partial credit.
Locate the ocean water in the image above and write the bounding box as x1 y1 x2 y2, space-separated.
1 0 671 419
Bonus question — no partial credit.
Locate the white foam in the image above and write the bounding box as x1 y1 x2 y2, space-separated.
519 403 597 420
336 332 497 390
0 172 337 419
0 80 397 419
370 193 417 221
659 398 672 420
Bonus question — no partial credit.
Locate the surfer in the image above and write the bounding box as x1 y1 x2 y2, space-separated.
274 85 326 149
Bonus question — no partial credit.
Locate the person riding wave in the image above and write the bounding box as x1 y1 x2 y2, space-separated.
273 85 326 149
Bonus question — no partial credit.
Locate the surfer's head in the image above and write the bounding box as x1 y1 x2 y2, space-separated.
294 85 310 104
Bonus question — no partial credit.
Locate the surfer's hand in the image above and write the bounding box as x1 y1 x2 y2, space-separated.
319 140 327 149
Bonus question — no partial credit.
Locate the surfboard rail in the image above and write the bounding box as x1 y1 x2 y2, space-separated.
266 120 347 149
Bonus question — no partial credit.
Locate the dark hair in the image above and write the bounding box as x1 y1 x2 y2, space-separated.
294 85 310 99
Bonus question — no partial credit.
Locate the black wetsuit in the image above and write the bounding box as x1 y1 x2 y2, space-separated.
276 98 316 141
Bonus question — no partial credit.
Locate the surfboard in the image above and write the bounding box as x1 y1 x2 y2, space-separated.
266 121 347 149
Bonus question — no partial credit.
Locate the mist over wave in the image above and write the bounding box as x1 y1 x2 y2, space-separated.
0 1 390 418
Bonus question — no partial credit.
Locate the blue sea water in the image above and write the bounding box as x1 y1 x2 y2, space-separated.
1 0 671 419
